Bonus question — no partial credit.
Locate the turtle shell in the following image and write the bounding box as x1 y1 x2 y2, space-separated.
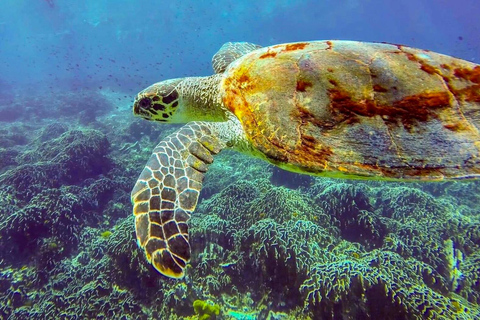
220 40 480 181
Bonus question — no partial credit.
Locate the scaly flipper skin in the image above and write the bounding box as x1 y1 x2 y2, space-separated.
131 121 229 278
131 119 245 279
212 42 262 74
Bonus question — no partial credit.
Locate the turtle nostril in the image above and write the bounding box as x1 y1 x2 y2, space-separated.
138 97 152 109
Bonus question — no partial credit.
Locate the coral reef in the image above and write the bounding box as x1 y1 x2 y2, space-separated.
193 299 221 319
314 183 385 249
1 128 111 202
0 147 18 171
300 250 457 319
37 123 69 142
0 90 479 319
17 129 111 181
189 176 480 318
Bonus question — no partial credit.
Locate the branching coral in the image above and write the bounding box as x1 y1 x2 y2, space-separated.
378 186 480 277
199 179 263 229
0 148 18 170
0 163 63 201
247 186 319 226
0 175 122 271
17 129 111 183
1 128 111 204
1 91 479 320
313 183 386 248
0 188 82 266
37 123 69 143
458 251 480 303
201 150 272 199
193 299 220 320
300 250 479 319
242 219 336 275
376 186 440 221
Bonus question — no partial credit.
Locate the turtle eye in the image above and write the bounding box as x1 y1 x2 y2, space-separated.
138 97 152 109
162 90 179 105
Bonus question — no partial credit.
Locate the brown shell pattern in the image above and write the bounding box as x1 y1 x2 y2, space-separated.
221 41 480 181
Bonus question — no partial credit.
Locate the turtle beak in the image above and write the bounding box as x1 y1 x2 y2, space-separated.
133 96 154 120
133 98 140 115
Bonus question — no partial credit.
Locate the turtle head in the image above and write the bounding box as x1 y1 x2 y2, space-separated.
133 78 183 123
134 75 227 123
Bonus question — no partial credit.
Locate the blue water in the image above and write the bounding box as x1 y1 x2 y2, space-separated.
1 0 479 93
1 1 479 319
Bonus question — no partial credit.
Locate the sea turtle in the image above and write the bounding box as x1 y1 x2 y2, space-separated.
131 40 480 278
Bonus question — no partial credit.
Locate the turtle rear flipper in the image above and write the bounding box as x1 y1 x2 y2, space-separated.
131 121 228 278
212 42 262 73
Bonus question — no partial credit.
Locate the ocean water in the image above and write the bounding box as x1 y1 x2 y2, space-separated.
0 0 479 319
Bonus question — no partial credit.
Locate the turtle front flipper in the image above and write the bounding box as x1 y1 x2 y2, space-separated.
131 121 230 278
212 42 262 73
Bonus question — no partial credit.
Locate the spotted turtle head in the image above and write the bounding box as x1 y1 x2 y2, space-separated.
133 78 183 123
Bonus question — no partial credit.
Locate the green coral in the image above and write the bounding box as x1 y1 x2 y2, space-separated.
201 150 271 198
242 218 336 275
199 179 263 229
459 251 480 303
17 129 111 183
193 300 220 319
300 249 480 319
248 186 320 225
1 91 480 320
0 129 111 202
191 178 480 318
100 230 112 239
314 182 386 248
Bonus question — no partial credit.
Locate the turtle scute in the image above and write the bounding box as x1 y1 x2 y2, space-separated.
221 40 480 181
